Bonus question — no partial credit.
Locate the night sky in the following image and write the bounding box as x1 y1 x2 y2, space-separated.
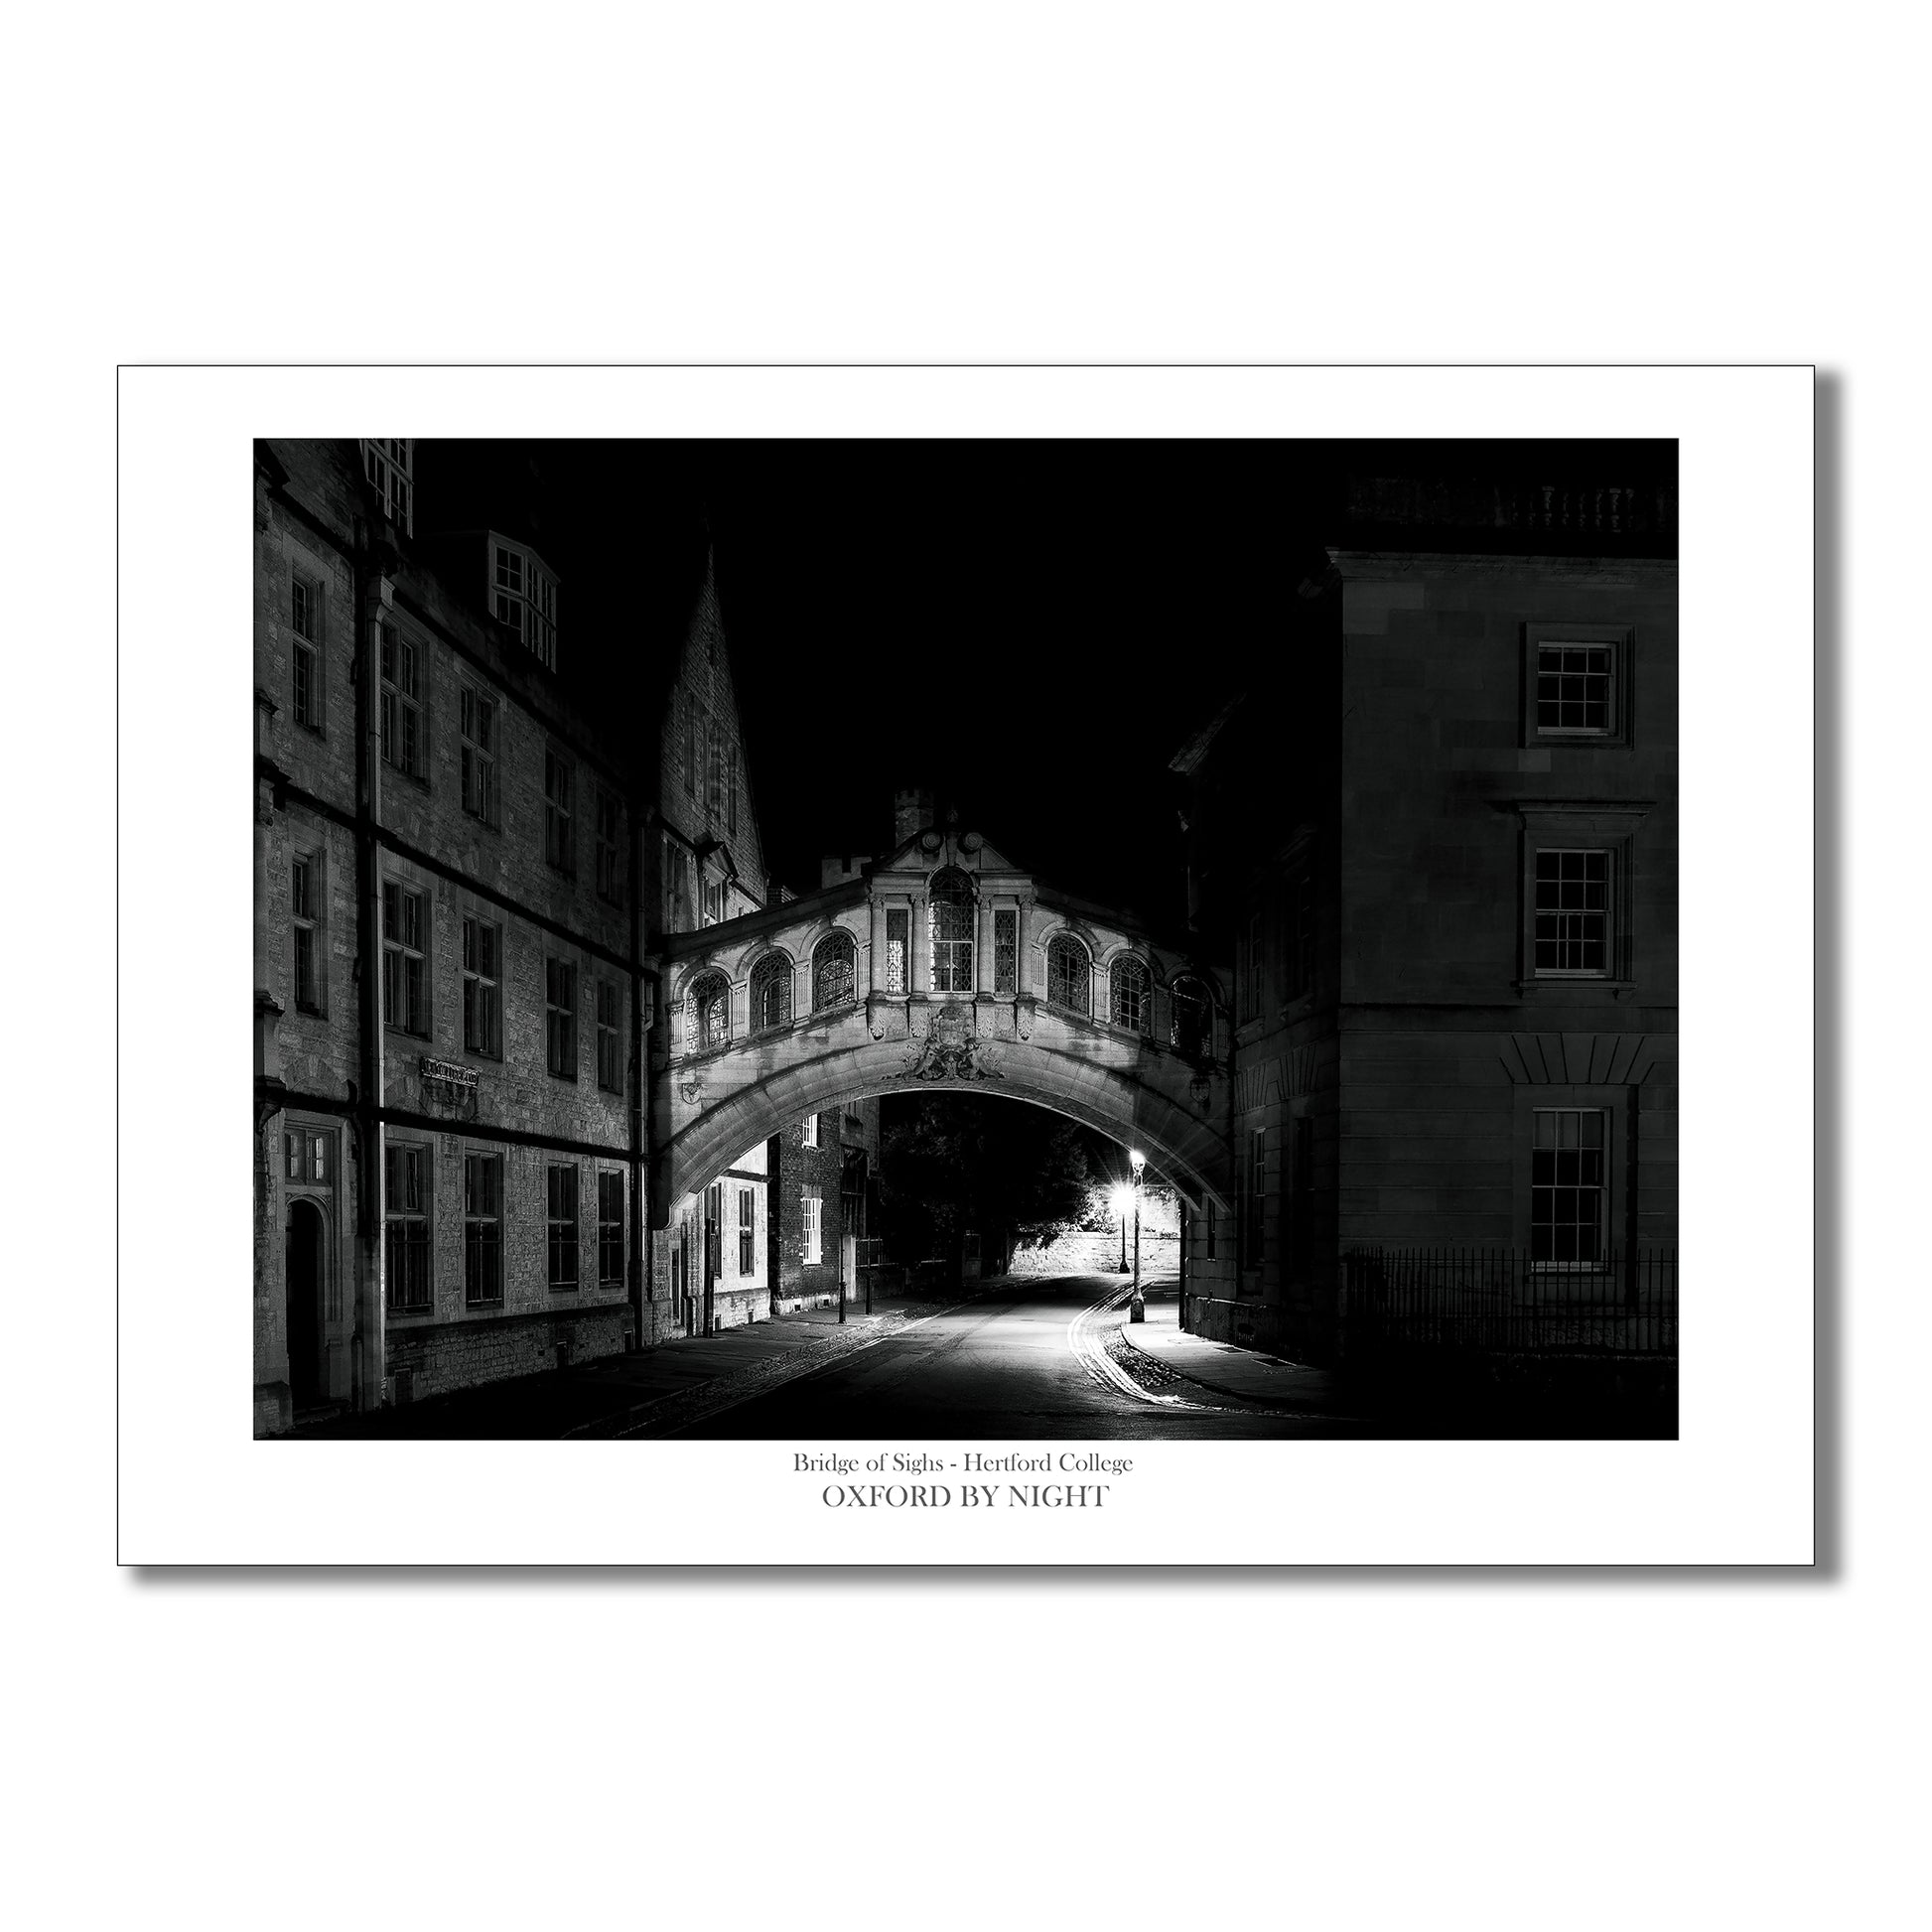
413 437 1674 930
414 438 1336 928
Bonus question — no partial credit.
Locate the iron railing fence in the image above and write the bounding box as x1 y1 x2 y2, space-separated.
1342 1247 1677 1359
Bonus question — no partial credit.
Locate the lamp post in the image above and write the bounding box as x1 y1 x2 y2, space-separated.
1129 1149 1146 1322
1111 1184 1132 1272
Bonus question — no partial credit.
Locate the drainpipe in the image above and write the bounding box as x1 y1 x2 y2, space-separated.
351 517 393 1414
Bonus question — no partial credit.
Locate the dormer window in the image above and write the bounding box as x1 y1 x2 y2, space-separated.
490 535 558 670
360 440 412 534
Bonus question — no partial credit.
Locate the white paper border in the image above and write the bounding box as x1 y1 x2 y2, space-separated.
117 364 1813 1565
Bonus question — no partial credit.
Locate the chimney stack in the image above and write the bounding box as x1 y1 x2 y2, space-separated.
893 786 934 847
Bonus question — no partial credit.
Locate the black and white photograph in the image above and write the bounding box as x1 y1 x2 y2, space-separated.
251 436 1679 1447
34 1 1921 1924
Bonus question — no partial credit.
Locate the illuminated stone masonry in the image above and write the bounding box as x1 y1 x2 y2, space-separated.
651 816 1234 1230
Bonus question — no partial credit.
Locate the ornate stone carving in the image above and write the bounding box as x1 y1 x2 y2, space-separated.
904 1003 999 1082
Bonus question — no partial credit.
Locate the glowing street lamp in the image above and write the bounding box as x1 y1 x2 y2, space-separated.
1111 1184 1134 1272
1128 1150 1147 1322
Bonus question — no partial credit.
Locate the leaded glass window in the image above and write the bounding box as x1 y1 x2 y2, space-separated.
291 574 322 730
545 957 577 1077
384 1144 431 1313
464 1155 502 1307
690 971 731 1050
361 439 413 535
1110 955 1152 1035
461 687 496 824
752 954 793 1033
292 856 320 1014
378 623 421 778
598 1172 624 1286
285 1131 330 1184
814 932 857 1011
547 1164 580 1291
929 869 974 992
1047 935 1090 1014
993 908 1017 995
596 978 621 1091
490 536 556 669
381 883 428 1035
885 908 908 994
463 916 499 1057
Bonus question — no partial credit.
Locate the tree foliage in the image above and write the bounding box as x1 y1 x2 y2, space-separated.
876 1094 1115 1263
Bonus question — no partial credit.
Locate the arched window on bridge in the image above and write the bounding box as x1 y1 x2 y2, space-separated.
928 868 974 992
813 930 858 1011
751 953 792 1034
1170 974 1212 1061
1110 954 1153 1035
1046 933 1090 1015
687 970 731 1052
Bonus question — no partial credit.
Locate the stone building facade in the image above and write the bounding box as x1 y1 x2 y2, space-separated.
253 439 643 1431
655 1140 772 1336
766 1101 883 1313
255 440 912 1414
1174 459 1678 1361
641 560 786 1338
646 555 770 942
651 789 1229 1245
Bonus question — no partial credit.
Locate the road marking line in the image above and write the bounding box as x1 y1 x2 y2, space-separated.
1065 1284 1208 1409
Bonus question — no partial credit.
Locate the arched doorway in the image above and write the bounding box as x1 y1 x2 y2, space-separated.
285 1198 326 1409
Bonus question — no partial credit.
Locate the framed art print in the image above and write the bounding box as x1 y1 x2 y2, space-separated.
116 363 1815 1566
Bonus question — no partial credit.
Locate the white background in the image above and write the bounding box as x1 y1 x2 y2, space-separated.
120 363 1808 1567
7 5 1920 1930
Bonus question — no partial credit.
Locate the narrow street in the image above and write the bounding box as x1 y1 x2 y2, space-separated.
292 1275 1364 1440
675 1276 1360 1440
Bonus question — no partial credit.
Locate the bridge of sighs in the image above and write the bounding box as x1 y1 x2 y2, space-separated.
649 819 1232 1226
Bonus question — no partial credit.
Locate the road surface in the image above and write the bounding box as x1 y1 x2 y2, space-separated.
678 1275 1358 1439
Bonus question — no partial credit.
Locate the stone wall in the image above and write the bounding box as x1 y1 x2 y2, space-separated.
1005 1229 1179 1277
385 1306 633 1403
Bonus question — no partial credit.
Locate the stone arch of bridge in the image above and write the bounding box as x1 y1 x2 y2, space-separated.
650 1027 1230 1230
